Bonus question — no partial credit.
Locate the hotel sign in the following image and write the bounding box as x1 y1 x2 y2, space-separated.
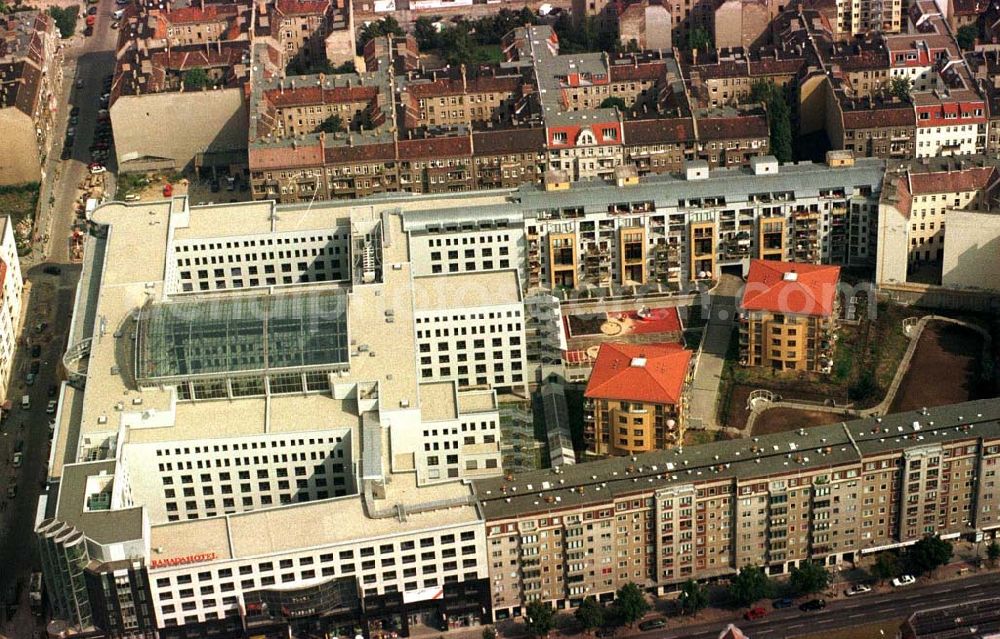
150 552 218 569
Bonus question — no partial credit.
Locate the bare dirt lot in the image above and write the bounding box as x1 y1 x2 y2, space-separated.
724 383 841 431
750 407 849 436
890 322 986 413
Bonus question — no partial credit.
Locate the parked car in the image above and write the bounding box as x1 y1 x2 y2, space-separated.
12 452 22 468
892 575 916 587
75 79 84 89
6 485 15 499
43 265 61 276
638 618 666 631
89 164 106 174
69 115 79 125
86 4 97 13
25 372 35 386
744 607 768 621
83 25 93 36
60 147 71 161
48 384 58 398
30 344 41 358
111 20 120 28
29 360 40 374
70 106 80 116
799 599 826 612
772 597 794 609
845 584 872 597
46 400 57 415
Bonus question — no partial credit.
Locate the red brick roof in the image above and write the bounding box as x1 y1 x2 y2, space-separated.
397 135 471 160
274 0 330 16
325 141 395 164
624 118 696 144
741 260 840 317
609 61 666 83
697 114 769 140
908 166 997 194
841 105 914 129
249 143 323 169
584 343 692 405
472 127 546 155
264 85 377 108
162 4 237 24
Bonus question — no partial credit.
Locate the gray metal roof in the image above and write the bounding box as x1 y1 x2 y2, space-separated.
55 461 145 545
472 398 1000 521
514 158 887 215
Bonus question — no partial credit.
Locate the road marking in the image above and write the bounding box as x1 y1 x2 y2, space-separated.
849 613 865 619
787 624 804 629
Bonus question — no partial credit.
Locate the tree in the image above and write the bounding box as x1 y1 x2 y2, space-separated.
870 552 899 583
438 24 481 67
600 97 628 111
524 601 555 639
889 76 911 101
956 24 978 50
575 597 604 633
183 68 211 90
907 535 953 575
987 541 1000 567
678 579 708 616
612 582 649 627
728 565 770 607
688 26 713 52
482 627 497 639
789 560 831 595
414 16 440 50
317 114 345 134
359 16 404 47
47 5 78 39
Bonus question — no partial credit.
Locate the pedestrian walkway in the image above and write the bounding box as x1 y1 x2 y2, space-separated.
687 275 741 430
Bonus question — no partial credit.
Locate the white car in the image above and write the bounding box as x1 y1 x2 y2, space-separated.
12 452 23 467
90 165 106 174
46 400 58 414
845 584 872 596
892 575 916 587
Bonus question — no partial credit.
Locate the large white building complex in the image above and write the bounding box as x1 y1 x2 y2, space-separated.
37 155 902 638
0 216 23 400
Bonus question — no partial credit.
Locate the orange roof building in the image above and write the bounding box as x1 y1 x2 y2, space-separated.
584 343 692 456
739 259 840 374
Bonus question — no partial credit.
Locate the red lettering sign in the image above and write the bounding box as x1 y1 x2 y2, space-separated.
150 552 218 569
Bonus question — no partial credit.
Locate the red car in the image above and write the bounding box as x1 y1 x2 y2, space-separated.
744 607 768 621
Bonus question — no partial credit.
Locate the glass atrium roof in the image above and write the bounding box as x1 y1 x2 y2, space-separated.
136 291 348 381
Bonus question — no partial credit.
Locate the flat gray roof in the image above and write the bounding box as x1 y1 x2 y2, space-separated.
473 399 1000 520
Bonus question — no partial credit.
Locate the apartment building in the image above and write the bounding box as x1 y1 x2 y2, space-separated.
0 217 23 401
739 259 840 373
875 154 1000 285
474 398 1000 617
583 343 692 456
0 11 62 185
37 191 526 638
247 28 772 203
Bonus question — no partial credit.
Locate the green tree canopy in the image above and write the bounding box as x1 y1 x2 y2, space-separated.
957 24 978 50
317 114 345 134
789 561 831 595
47 5 78 39
907 536 953 575
612 582 649 627
728 565 771 607
183 68 211 90
889 76 911 101
870 552 899 582
688 26 713 52
482 627 497 639
575 597 604 633
359 16 404 47
678 579 709 616
525 601 555 639
987 541 1000 567
600 96 628 111
751 80 793 162
414 16 440 50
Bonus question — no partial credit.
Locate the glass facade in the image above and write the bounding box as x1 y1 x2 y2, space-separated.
135 290 349 383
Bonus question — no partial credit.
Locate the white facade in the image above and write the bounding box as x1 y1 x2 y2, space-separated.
0 217 23 400
914 124 980 158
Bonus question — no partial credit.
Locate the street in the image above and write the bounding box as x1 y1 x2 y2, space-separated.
0 0 119 634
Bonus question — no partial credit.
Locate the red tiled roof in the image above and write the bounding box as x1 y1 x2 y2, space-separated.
274 0 330 16
584 343 692 405
325 141 395 164
397 135 471 160
741 260 840 317
472 127 546 154
609 62 666 83
249 143 323 169
162 4 237 24
264 85 378 108
624 118 696 144
908 166 997 194
841 105 914 129
697 114 769 140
